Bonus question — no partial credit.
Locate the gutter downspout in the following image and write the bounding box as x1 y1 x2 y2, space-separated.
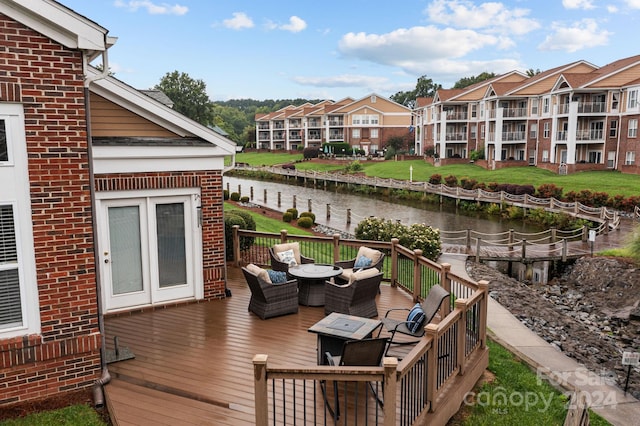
82 41 111 407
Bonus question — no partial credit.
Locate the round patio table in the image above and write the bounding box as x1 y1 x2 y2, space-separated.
287 263 343 306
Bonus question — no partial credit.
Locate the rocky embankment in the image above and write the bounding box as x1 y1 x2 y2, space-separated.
468 257 640 398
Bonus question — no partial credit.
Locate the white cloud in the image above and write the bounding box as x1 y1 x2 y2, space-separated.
114 0 188 15
624 0 640 9
280 16 307 33
562 0 595 9
338 26 499 70
425 0 540 36
293 74 389 88
223 12 254 30
265 16 308 33
538 19 611 53
607 5 619 12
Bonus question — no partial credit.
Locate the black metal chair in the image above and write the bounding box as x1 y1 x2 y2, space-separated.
322 337 388 420
379 284 450 356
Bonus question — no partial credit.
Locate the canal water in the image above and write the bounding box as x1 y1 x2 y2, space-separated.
223 176 541 236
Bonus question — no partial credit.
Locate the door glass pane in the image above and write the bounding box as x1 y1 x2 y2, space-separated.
156 203 186 288
108 206 143 295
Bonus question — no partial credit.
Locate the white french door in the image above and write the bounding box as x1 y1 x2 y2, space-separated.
99 193 200 312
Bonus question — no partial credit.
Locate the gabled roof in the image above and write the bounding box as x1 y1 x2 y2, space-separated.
0 0 116 58
87 66 235 154
415 97 433 108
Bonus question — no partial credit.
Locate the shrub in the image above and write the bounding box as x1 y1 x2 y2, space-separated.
470 149 484 161
398 223 441 261
229 209 256 231
286 208 299 220
282 211 293 222
223 213 255 260
223 189 229 200
240 196 250 203
429 174 442 185
536 183 563 199
355 217 441 261
444 175 458 187
345 160 363 173
230 192 240 201
297 216 314 228
303 147 319 159
460 177 478 190
299 211 316 223
486 203 502 216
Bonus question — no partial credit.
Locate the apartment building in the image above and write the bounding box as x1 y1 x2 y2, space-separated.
416 55 640 175
255 94 413 155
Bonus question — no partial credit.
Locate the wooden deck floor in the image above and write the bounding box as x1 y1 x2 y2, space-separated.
104 266 417 425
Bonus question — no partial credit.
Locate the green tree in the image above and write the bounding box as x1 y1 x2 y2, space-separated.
391 75 441 108
526 68 542 77
155 71 213 125
452 72 497 89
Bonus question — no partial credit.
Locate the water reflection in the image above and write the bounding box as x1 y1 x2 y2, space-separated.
223 176 540 235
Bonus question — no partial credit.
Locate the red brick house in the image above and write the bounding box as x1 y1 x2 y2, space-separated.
0 0 234 406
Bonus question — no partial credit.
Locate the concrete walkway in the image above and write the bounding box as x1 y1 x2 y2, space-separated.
439 253 640 426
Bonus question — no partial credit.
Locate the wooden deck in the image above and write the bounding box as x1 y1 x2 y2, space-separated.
104 266 417 425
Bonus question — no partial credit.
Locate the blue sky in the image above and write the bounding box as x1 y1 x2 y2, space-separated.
60 0 640 101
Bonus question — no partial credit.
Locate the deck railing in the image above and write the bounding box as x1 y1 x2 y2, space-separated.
239 230 489 425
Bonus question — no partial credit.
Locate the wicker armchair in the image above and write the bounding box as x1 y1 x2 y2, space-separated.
242 264 299 319
269 242 314 272
324 268 382 317
335 246 385 284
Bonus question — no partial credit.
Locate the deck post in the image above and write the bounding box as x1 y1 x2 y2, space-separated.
277 191 281 207
326 203 330 220
264 189 267 203
551 227 557 243
332 233 340 263
562 239 568 262
279 229 288 243
477 280 489 348
346 208 351 225
238 184 241 197
308 198 312 212
383 357 398 426
475 238 481 262
232 225 241 267
250 186 253 200
292 194 296 209
455 299 467 375
413 249 423 302
466 229 471 251
440 263 452 316
521 239 527 261
253 354 269 426
425 323 439 412
391 238 399 287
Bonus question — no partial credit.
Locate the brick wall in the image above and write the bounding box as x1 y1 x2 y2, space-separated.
94 171 227 300
0 15 102 404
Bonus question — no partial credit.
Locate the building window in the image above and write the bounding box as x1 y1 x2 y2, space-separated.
609 120 618 138
352 129 360 138
628 90 638 109
626 151 636 165
0 120 7 162
542 150 549 162
371 128 379 138
352 114 379 126
542 97 550 114
471 104 477 118
531 98 539 115
543 122 550 138
0 205 21 330
629 119 638 138
530 123 538 139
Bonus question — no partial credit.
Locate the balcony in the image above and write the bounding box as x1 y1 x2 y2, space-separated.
503 107 527 118
328 120 344 126
578 102 606 114
576 129 604 142
445 133 467 141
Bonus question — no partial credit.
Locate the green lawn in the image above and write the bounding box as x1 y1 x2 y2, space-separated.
457 339 610 425
234 153 640 198
0 404 106 426
224 202 312 235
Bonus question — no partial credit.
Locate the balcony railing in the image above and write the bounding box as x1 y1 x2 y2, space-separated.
502 107 527 118
329 120 344 126
578 102 606 114
501 131 526 141
445 133 466 141
257 123 269 129
576 129 604 141
445 111 468 120
556 131 567 141
234 230 489 426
